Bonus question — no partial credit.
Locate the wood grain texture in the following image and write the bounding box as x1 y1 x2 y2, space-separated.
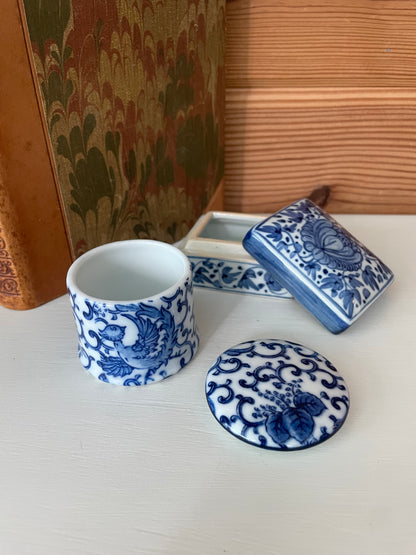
224 0 416 214
226 0 416 88
225 88 416 213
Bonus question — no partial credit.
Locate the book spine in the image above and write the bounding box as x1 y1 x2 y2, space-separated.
0 0 72 310
0 180 35 310
0 235 19 304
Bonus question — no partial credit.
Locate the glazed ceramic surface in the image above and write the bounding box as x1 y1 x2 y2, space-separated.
182 211 292 298
67 240 199 385
189 256 292 297
206 339 350 450
243 199 394 333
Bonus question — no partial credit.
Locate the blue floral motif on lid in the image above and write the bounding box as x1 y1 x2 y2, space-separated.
206 339 350 450
244 199 394 327
301 219 363 271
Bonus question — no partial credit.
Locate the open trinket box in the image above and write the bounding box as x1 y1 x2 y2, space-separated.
181 211 292 298
182 200 394 333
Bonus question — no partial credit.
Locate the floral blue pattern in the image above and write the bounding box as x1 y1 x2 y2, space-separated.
243 199 394 332
206 339 350 450
301 219 363 271
189 256 292 298
68 278 199 385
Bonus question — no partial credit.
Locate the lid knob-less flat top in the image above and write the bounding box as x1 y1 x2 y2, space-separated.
243 199 394 333
206 339 350 451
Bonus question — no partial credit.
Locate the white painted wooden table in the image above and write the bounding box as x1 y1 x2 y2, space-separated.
0 215 415 555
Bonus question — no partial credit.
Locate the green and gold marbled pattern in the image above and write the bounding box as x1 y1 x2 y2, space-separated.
22 0 225 256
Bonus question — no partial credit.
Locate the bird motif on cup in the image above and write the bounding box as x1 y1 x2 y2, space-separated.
98 305 176 379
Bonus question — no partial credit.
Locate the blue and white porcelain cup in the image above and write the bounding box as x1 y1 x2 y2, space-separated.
66 240 199 386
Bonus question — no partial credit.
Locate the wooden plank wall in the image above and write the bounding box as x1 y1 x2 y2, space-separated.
224 0 416 214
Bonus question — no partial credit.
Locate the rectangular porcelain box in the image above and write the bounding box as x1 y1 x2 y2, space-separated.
181 211 292 298
243 199 395 333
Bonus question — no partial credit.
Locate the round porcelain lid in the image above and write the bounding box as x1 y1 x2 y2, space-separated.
206 339 350 450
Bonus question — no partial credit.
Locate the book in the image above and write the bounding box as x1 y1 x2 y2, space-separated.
0 0 225 310
0 0 72 310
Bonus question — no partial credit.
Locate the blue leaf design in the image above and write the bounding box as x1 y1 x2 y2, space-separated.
349 277 363 288
238 269 260 291
265 412 290 444
282 408 314 443
193 265 212 284
259 223 283 243
321 275 344 296
304 262 320 279
294 392 326 416
353 288 361 304
285 209 305 223
221 266 240 284
362 265 379 291
264 272 283 292
339 289 354 316
363 288 371 299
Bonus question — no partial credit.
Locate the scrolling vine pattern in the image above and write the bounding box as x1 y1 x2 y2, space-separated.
69 278 198 385
206 339 350 450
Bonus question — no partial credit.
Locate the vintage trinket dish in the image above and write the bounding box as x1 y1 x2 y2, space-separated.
243 199 394 333
181 211 291 298
206 339 350 450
